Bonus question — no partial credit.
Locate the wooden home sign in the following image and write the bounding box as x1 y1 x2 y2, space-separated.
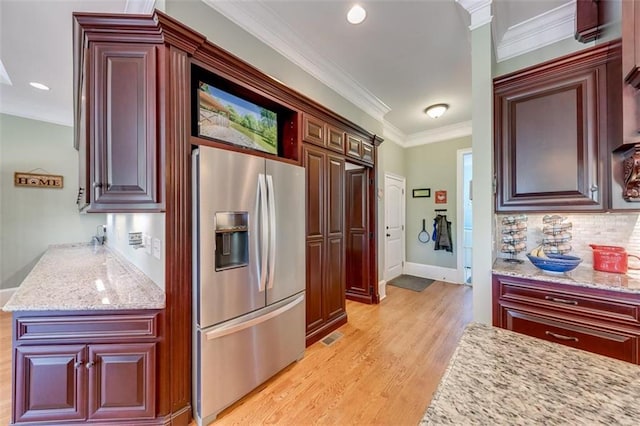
14 172 64 189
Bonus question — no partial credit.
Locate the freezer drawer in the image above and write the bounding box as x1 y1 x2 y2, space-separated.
194 293 305 425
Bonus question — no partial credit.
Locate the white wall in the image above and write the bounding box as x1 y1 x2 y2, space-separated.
106 213 165 290
0 113 106 290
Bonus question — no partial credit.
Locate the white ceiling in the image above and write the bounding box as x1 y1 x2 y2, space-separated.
0 0 574 143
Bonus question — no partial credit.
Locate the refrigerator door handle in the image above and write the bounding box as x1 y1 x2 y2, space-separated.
258 173 269 292
204 294 304 340
266 174 277 290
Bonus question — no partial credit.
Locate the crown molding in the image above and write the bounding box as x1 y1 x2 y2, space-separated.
496 0 575 62
0 59 12 85
456 0 492 30
0 108 72 128
404 121 473 147
202 0 391 122
124 0 156 14
382 121 407 147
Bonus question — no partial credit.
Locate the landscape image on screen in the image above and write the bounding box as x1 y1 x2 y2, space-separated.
198 82 278 154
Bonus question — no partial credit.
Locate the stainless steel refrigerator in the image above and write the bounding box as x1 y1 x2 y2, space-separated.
192 146 306 425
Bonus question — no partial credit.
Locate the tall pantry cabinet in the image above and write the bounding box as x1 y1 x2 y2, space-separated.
303 145 347 345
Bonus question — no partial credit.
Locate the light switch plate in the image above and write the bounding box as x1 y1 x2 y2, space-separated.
152 238 161 259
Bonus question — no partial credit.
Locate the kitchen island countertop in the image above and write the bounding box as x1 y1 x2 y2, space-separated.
2 243 165 311
421 322 640 425
493 258 640 294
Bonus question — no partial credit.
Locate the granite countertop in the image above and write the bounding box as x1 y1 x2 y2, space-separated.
2 243 165 311
421 323 640 425
493 258 640 294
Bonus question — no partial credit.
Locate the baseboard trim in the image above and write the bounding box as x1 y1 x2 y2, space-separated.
378 280 387 300
0 287 17 308
403 263 461 284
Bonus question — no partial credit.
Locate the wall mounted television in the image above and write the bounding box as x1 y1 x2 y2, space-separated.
192 66 281 156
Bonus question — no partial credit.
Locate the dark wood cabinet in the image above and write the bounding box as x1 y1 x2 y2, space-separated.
621 0 640 148
494 41 620 212
493 274 640 364
303 145 347 345
302 113 345 154
12 311 159 424
345 133 374 165
14 345 86 423
345 168 371 302
76 41 162 212
623 0 640 89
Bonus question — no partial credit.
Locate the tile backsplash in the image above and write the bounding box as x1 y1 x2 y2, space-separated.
496 213 640 265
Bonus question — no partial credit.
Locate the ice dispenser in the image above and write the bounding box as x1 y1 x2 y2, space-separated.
214 212 248 271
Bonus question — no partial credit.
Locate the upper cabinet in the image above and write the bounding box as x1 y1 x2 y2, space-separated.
302 113 345 154
345 133 374 165
621 0 640 148
75 37 162 212
623 0 640 89
494 41 620 212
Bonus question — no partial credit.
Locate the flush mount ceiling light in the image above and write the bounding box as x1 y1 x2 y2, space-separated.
347 4 366 24
424 103 449 119
29 81 50 91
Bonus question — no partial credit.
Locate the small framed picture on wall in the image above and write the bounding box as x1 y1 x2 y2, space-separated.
412 188 430 198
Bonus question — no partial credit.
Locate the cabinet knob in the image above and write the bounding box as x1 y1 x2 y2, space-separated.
590 185 598 193
93 182 102 189
74 361 83 369
386 233 391 237
85 361 95 369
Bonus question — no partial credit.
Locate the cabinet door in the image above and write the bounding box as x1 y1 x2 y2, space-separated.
345 134 362 159
14 345 86 423
325 155 345 321
304 146 325 239
622 0 640 88
361 142 374 165
305 240 325 333
345 168 371 301
91 43 159 208
88 343 156 420
495 63 607 211
302 114 326 147
326 125 345 153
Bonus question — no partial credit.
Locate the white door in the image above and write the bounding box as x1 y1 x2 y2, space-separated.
384 173 405 281
457 148 473 285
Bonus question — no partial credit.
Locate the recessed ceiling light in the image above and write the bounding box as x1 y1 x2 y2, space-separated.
29 82 50 91
347 4 366 25
424 104 449 119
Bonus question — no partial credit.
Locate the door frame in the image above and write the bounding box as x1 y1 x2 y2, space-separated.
383 172 406 282
456 148 472 284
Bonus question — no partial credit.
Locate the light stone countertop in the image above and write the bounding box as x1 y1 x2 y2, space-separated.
2 243 165 311
421 323 640 425
493 258 640 293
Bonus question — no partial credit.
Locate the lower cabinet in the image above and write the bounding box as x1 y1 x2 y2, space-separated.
493 274 640 364
11 311 159 425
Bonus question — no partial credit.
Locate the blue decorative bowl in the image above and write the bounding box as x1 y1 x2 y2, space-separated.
526 253 582 273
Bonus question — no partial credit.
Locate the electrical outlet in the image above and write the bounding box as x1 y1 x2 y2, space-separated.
144 235 152 255
152 238 161 259
128 232 143 247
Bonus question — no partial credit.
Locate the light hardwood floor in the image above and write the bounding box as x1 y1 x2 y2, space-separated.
0 281 472 426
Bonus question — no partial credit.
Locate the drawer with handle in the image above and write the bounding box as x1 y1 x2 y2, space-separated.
498 279 640 325
502 307 638 363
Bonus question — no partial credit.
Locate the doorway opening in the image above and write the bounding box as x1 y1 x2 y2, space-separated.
456 149 472 285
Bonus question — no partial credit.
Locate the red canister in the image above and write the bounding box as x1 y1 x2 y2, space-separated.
589 244 640 274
